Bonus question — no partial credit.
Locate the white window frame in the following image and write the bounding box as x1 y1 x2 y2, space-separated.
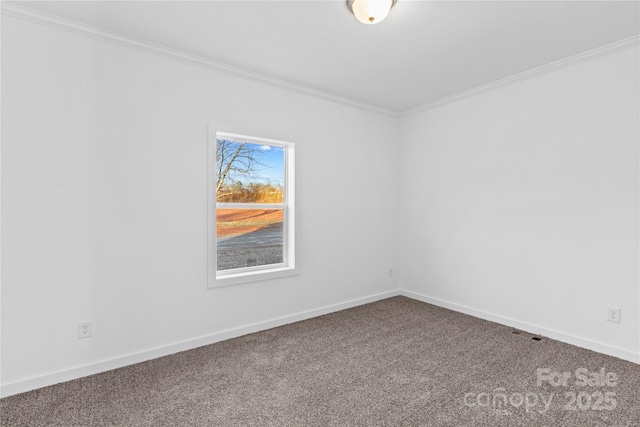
208 124 297 288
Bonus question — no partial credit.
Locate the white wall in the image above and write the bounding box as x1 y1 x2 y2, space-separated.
400 45 640 361
1 15 401 394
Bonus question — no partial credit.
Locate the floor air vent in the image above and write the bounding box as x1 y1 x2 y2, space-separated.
511 330 543 341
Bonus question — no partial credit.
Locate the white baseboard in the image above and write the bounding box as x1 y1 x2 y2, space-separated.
400 289 640 364
4 288 636 397
1 289 401 398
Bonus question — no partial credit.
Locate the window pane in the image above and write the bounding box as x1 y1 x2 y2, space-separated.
217 208 284 271
216 139 285 203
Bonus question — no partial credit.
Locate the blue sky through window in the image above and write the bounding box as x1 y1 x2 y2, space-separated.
222 140 285 186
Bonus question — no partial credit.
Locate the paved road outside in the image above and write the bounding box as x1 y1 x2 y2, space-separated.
217 223 284 270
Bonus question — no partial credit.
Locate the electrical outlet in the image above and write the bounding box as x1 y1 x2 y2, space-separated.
388 268 394 277
606 307 621 324
78 321 92 339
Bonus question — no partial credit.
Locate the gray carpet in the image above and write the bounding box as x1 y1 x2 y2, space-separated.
2 296 639 426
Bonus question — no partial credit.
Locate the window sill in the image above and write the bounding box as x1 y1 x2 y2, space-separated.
208 266 298 288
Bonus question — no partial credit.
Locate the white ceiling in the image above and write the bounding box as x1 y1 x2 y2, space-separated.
11 0 640 113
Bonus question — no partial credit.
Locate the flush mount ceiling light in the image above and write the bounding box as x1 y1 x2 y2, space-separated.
347 0 397 25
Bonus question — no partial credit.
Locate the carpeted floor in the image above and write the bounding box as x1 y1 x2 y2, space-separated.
1 296 639 426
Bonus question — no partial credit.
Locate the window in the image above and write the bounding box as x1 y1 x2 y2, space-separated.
208 125 296 287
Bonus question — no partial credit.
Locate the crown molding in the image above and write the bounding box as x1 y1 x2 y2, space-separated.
1 2 401 118
402 35 640 117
